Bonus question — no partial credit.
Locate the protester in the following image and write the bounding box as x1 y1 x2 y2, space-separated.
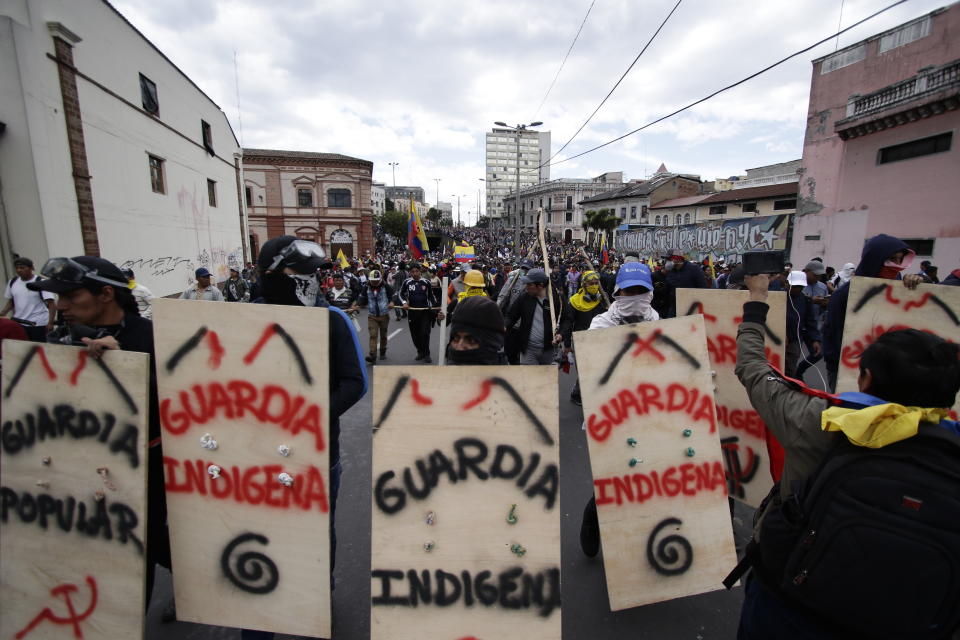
180 267 223 301
496 259 532 312
801 260 829 329
398 263 443 363
919 259 940 283
222 266 250 302
353 269 394 363
122 268 156 318
504 268 560 365
447 269 487 316
1 257 56 341
730 272 960 640
943 267 960 286
664 249 709 316
325 274 356 311
784 271 821 379
558 270 609 405
446 295 508 365
830 262 855 289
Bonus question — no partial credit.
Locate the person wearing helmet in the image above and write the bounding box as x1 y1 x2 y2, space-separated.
504 268 561 365
558 270 609 406
446 295 508 365
447 268 488 316
352 269 394 363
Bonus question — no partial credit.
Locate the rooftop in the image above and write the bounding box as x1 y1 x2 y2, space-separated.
698 182 798 204
242 148 372 165
580 172 701 203
650 194 712 209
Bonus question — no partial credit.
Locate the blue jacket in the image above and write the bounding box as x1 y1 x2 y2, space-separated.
786 290 821 346
823 234 910 376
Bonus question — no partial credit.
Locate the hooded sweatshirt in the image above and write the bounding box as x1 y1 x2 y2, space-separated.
823 234 912 377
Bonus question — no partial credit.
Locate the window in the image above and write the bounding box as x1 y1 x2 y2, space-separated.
140 73 159 115
684 213 691 224
879 15 930 53
547 197 552 210
566 196 573 210
709 205 727 216
620 207 627 217
773 199 797 210
147 155 165 194
820 44 866 74
742 202 757 213
675 214 682 225
902 238 935 256
804 234 821 241
245 186 252 206
630 206 637 219
539 198 543 208
297 188 313 207
201 120 214 155
547 212 552 223
878 132 952 164
207 179 217 207
641 205 648 216
655 215 661 225
327 189 352 207
565 211 573 223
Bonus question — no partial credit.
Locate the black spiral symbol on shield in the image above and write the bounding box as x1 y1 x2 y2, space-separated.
221 532 280 594
646 517 693 576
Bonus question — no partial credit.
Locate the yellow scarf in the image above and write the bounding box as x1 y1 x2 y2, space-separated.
457 287 487 302
569 271 602 312
821 403 949 448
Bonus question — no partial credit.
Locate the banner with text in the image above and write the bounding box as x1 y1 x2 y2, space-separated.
153 299 331 637
371 366 561 639
616 214 791 262
574 316 737 611
1 341 149 640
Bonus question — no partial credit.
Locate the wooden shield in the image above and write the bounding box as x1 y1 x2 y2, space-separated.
676 289 787 507
1 341 149 639
574 316 737 611
152 299 330 637
371 366 561 639
838 277 960 415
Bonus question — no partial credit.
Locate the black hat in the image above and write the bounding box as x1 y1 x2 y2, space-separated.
258 236 330 274
29 256 129 293
521 268 549 284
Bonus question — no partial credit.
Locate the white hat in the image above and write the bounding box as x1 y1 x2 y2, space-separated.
788 271 807 287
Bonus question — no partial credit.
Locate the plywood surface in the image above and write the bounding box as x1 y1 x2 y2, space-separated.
837 277 960 415
574 316 737 611
676 289 786 507
152 299 330 637
370 366 561 640
1 341 149 640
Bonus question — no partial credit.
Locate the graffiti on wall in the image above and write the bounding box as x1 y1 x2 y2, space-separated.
616 214 791 262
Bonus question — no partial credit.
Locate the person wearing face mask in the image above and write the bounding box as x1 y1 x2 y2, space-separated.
446 295 508 365
558 270 609 406
830 262 856 289
579 261 659 558
823 234 922 392
447 269 488 317
242 236 366 640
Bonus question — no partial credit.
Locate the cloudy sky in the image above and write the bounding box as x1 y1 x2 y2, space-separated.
112 0 945 223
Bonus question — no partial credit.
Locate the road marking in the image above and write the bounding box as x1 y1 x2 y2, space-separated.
387 329 403 340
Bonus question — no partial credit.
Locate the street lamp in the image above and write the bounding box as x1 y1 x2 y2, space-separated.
388 162 399 188
433 178 441 229
494 120 542 251
452 194 468 227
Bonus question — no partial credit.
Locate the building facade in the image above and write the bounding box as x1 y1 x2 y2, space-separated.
485 127 551 221
242 149 374 260
437 201 453 224
384 185 425 205
793 5 960 268
508 172 623 242
0 0 243 297
371 181 385 218
650 182 798 226
732 159 801 189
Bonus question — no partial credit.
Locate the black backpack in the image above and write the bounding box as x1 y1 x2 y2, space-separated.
731 423 960 639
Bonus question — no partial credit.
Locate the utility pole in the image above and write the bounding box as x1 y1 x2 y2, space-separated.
388 162 399 188
494 121 542 252
433 178 441 229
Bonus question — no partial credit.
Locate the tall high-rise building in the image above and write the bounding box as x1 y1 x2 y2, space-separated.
485 128 550 222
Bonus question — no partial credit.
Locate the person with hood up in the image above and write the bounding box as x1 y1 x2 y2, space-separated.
446 295 508 365
558 270 609 406
823 234 922 391
579 261 659 557
829 262 856 289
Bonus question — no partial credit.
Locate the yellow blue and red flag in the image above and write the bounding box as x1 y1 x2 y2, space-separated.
453 245 476 263
407 198 429 259
598 233 609 265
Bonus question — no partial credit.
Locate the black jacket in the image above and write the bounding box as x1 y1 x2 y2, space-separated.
786 290 822 347
505 294 558 354
666 260 709 290
558 297 608 348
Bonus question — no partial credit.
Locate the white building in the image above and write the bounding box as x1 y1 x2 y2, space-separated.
437 201 453 224
0 0 243 296
371 181 386 217
485 127 550 221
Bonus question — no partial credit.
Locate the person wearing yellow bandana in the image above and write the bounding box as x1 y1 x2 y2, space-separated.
557 270 609 406
446 269 488 317
728 272 960 640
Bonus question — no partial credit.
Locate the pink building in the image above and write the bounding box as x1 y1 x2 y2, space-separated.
793 3 960 272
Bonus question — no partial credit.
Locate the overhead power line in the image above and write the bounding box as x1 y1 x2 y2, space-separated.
532 0 597 119
543 0 909 169
547 0 683 164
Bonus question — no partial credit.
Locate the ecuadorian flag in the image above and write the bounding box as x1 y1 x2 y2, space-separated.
453 245 476 263
407 198 429 259
598 233 609 265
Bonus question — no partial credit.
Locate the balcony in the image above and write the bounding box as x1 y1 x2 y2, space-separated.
836 59 960 140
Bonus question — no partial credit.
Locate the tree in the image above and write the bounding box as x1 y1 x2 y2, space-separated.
379 210 408 241
426 207 441 228
582 208 620 247
385 197 395 212
476 215 490 228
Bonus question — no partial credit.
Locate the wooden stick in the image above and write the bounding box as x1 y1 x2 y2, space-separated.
438 276 449 366
537 208 558 337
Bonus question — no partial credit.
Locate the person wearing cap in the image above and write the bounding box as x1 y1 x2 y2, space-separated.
558 270 609 405
785 270 821 379
1 257 56 342
241 237 365 640
122 268 156 319
397 263 443 363
446 295 508 365
579 261 660 557
353 269 394 363
222 266 250 303
504 268 560 366
802 260 829 329
180 267 223 301
29 255 172 612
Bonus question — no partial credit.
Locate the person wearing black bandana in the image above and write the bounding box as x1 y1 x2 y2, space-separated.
446 295 508 365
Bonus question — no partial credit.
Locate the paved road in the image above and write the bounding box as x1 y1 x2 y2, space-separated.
147 308 762 640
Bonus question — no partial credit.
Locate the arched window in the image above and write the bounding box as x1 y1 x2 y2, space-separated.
655 215 661 225
684 212 691 224
327 189 352 207
676 214 682 225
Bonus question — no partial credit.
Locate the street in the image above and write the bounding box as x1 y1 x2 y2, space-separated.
145 307 757 640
